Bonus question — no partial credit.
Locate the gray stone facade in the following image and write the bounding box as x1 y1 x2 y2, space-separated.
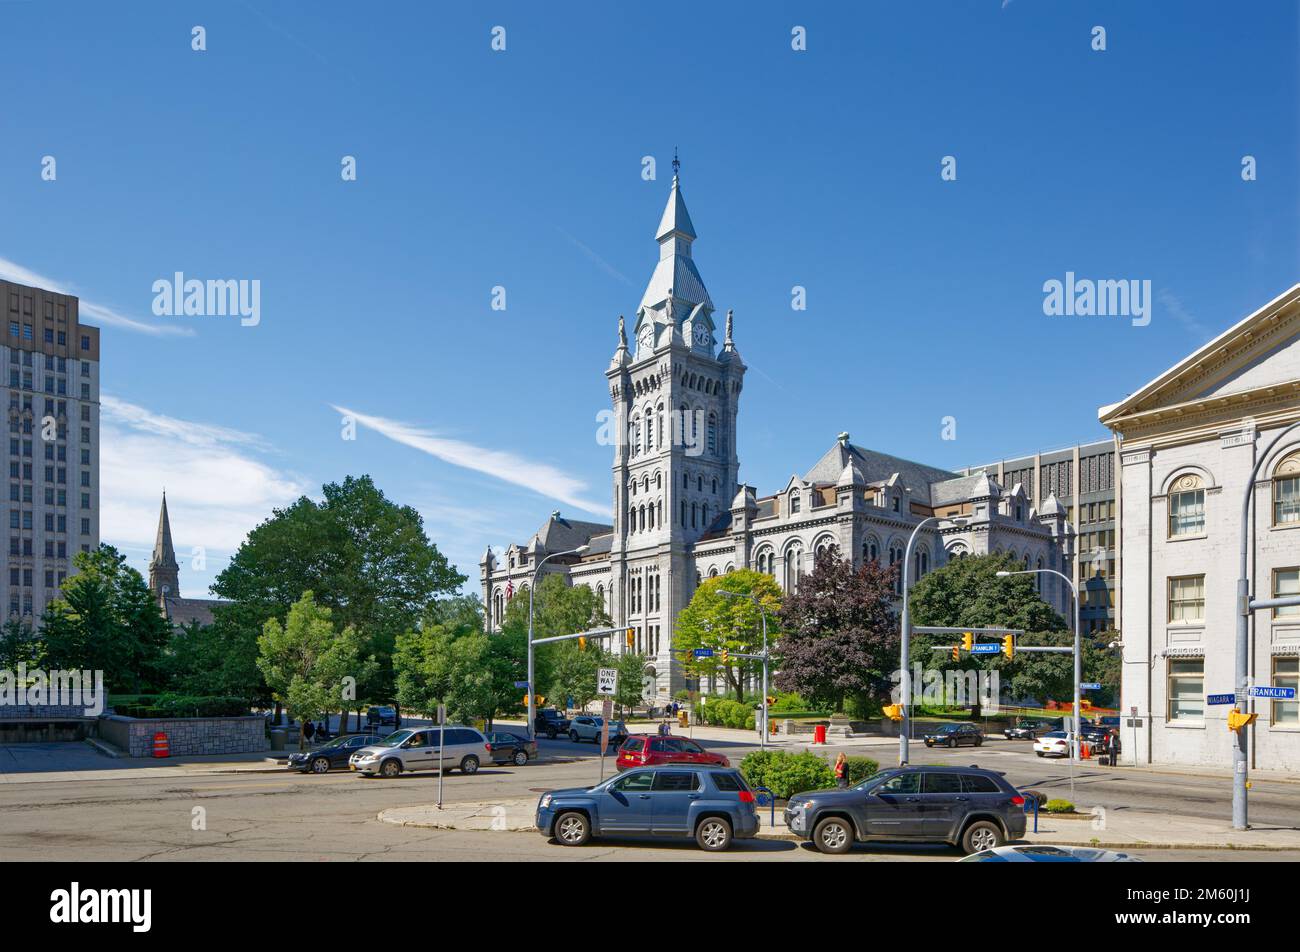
99 714 268 758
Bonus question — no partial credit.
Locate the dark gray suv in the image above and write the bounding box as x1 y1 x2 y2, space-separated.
784 765 1028 855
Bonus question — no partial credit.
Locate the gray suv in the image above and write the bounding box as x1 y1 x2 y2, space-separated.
349 726 490 778
784 765 1028 855
568 715 627 746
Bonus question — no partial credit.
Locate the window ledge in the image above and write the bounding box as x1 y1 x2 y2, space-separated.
1267 725 1300 733
1166 533 1207 543
1270 521 1300 532
1164 720 1206 730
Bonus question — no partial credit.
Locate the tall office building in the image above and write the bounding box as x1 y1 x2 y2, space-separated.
961 440 1119 633
2 279 100 622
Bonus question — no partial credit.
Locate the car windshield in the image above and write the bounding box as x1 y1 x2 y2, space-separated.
375 729 414 748
1042 731 1067 738
317 736 349 749
853 771 894 791
934 725 958 733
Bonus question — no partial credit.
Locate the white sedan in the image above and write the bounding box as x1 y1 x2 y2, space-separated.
1033 730 1071 757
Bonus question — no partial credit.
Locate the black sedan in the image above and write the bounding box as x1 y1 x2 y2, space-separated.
1003 719 1054 740
486 732 538 766
922 723 984 748
288 733 383 774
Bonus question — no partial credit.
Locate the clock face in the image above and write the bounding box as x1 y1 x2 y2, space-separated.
693 324 710 346
638 326 654 349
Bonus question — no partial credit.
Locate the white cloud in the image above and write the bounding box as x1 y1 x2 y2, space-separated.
0 255 194 337
100 396 309 559
332 404 613 519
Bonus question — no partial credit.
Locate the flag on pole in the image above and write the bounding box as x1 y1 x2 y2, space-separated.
506 579 514 600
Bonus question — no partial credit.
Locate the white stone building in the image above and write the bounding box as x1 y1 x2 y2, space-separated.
1101 284 1300 771
481 172 1074 699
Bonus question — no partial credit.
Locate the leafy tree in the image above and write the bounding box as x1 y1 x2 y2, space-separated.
908 552 1067 633
257 592 370 749
163 614 267 703
775 557 898 713
41 545 173 693
213 475 466 722
0 618 44 670
675 570 782 701
499 573 611 704
546 641 609 712
613 651 649 716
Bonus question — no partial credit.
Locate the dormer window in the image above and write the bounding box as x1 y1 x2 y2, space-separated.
790 491 801 514
892 497 900 513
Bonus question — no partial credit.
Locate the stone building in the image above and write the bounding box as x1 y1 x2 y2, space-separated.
481 172 1074 699
148 492 228 627
1101 283 1300 770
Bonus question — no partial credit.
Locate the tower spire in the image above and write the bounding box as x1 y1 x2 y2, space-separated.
149 491 180 599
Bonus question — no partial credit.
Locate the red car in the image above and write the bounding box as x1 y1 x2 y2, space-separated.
616 734 730 772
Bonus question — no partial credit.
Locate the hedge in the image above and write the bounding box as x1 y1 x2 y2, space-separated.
739 749 836 800
698 698 755 730
112 694 252 719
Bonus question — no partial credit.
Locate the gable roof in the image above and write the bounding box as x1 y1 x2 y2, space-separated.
803 440 959 505
1100 283 1300 428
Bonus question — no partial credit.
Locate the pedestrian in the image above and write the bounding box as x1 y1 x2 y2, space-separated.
834 752 849 788
1106 729 1119 767
303 719 315 743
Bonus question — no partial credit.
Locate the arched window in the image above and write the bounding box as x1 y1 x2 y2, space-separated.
712 478 717 494
1273 452 1300 526
790 491 802 514
888 543 905 595
1168 473 1206 537
648 504 655 529
755 548 775 576
639 506 646 532
697 475 703 492
707 412 717 455
709 566 719 577
691 502 697 528
628 506 636 531
645 407 654 451
863 537 879 565
784 544 803 592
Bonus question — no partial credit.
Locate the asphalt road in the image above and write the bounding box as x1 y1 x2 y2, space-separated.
0 734 1295 861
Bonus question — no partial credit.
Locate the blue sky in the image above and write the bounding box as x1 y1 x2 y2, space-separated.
1 1 1296 597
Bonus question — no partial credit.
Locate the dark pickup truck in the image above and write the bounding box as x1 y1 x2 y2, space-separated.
534 708 571 739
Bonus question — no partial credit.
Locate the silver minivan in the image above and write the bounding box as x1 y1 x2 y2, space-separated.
349 726 490 778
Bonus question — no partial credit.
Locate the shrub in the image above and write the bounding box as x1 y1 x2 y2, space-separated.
769 691 808 713
740 749 836 799
842 756 880 785
698 698 755 730
1044 799 1076 814
113 694 251 719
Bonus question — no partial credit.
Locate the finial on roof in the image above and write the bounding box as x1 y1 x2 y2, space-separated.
725 309 733 344
672 147 680 178
838 431 850 445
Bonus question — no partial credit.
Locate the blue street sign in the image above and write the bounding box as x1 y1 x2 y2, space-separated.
971 643 1001 655
693 648 714 658
1080 682 1102 691
1249 686 1297 700
514 681 529 689
1207 693 1236 705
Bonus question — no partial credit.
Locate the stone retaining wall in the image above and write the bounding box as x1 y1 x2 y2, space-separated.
99 714 267 758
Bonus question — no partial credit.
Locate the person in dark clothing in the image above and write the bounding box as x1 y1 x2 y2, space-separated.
1106 729 1120 766
303 720 315 743
834 752 849 788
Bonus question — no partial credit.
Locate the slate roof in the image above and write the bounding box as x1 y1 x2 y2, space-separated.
532 513 614 555
162 597 230 629
803 441 959 505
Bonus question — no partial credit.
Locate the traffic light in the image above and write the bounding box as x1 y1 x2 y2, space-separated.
535 695 545 707
1002 635 1015 659
765 696 776 706
950 646 960 661
962 631 974 653
882 704 903 721
720 649 729 663
626 628 635 648
578 636 587 651
1227 708 1258 732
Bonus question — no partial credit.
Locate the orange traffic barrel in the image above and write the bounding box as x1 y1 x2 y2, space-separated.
151 732 170 758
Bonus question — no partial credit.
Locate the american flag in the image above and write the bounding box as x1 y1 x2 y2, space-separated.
506 579 514 599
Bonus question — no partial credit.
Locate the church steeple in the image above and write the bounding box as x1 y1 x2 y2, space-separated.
640 157 712 316
148 492 180 599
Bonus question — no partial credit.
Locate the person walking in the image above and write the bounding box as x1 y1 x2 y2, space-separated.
834 752 849 788
303 719 315 744
1106 728 1120 767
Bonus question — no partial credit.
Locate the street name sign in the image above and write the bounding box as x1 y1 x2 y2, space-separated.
693 648 714 658
970 643 1001 655
1207 694 1236 705
1080 682 1102 691
1249 686 1296 700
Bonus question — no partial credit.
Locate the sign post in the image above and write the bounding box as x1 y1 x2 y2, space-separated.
597 670 618 782
436 704 447 810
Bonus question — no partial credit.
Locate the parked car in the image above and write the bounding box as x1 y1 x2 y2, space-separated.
615 734 730 771
784 765 1028 855
536 765 759 851
1003 720 1053 740
287 733 382 774
922 723 984 748
1080 722 1111 745
568 715 628 747
1099 715 1121 730
534 708 570 739
960 845 1142 862
349 726 490 778
1034 730 1071 757
485 731 537 766
366 706 399 729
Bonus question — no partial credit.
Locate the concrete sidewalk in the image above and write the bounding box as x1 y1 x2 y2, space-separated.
378 795 1300 851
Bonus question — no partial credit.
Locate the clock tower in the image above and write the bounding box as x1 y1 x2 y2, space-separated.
605 164 746 693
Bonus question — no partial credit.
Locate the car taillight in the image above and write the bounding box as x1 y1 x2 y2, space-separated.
738 790 755 803
484 743 493 751
1011 795 1025 806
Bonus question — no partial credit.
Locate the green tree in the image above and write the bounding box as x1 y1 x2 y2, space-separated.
41 545 173 693
0 618 44 670
546 641 609 712
163 613 268 703
213 475 466 724
499 573 611 704
613 651 649 716
908 552 1067 633
674 570 782 701
257 592 370 749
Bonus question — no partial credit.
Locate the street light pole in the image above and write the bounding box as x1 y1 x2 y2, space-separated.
899 516 966 766
526 545 588 742
718 589 770 750
998 562 1081 762
1233 420 1300 830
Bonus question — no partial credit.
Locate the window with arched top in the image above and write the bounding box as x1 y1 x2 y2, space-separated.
755 548 775 576
645 407 654 451
790 491 801 514
1168 473 1206 537
702 504 709 527
888 543 905 595
1273 452 1300 526
707 412 717 455
863 537 880 565
784 544 803 592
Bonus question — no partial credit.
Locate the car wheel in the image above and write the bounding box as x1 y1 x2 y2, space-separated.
1035 751 1045 757
696 817 732 852
513 749 528 766
948 738 957 749
547 730 557 740
812 817 853 855
961 820 1004 854
310 757 330 774
460 755 480 774
569 731 579 743
380 758 402 778
555 812 590 846
974 738 983 747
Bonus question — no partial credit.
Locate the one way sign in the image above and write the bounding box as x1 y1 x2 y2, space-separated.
597 668 619 697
